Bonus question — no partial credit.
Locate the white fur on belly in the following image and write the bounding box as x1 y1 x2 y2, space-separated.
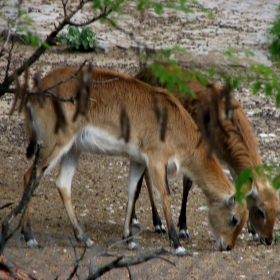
74 126 145 162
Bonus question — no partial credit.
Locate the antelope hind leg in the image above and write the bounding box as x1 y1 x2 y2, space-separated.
124 160 146 250
178 176 192 239
56 150 93 248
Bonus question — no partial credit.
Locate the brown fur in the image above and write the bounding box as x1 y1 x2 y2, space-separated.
134 63 279 243
22 66 248 251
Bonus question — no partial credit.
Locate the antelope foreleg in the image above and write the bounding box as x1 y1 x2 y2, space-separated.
144 170 166 233
148 162 186 254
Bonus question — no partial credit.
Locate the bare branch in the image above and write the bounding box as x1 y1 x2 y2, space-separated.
0 144 43 255
9 70 21 116
0 0 113 96
3 37 15 84
67 237 87 280
0 203 13 210
87 255 124 280
67 7 112 26
86 248 176 280
62 0 69 18
0 254 36 280
43 60 88 93
0 29 11 58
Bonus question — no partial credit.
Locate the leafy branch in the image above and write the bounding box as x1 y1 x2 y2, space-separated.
0 0 113 97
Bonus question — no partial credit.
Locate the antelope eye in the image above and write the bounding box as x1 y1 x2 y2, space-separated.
257 207 265 219
231 215 239 226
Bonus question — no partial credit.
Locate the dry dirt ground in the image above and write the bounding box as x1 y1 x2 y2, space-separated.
1 0 280 279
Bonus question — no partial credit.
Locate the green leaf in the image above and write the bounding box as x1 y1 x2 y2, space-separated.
232 77 240 89
82 39 88 49
276 93 280 106
153 3 163 14
42 42 50 49
60 38 67 45
272 175 280 190
235 168 253 204
264 83 272 96
224 49 233 57
25 32 40 47
252 82 261 94
256 64 264 74
208 67 215 80
92 0 101 9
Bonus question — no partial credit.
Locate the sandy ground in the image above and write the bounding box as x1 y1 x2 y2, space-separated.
1 0 280 279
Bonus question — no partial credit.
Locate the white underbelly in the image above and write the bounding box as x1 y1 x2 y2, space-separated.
74 126 145 163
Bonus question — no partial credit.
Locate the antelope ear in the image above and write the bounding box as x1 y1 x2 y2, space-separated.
246 183 259 199
224 193 236 207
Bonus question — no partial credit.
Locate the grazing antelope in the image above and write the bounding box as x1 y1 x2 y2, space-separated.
134 63 279 245
22 66 248 253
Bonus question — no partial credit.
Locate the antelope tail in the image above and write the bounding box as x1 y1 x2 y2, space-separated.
25 102 39 159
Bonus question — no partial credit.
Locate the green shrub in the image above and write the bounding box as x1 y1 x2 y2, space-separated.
269 5 280 60
274 234 280 243
59 26 97 51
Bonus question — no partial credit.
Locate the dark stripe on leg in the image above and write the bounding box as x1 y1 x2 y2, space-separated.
169 223 182 249
165 165 170 196
178 176 192 237
131 171 145 223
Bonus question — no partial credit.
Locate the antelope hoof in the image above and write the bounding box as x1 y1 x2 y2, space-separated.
175 246 187 256
131 222 142 230
252 233 260 242
85 238 94 248
26 239 42 249
131 218 140 226
155 225 167 234
128 241 141 250
179 229 190 239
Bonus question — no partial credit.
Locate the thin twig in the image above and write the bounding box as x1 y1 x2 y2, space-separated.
0 0 113 96
0 203 13 210
3 37 14 84
86 248 176 280
0 29 11 58
67 237 87 280
67 7 112 27
0 144 43 255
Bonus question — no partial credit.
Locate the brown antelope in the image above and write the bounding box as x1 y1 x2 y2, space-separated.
22 66 248 253
133 63 279 245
